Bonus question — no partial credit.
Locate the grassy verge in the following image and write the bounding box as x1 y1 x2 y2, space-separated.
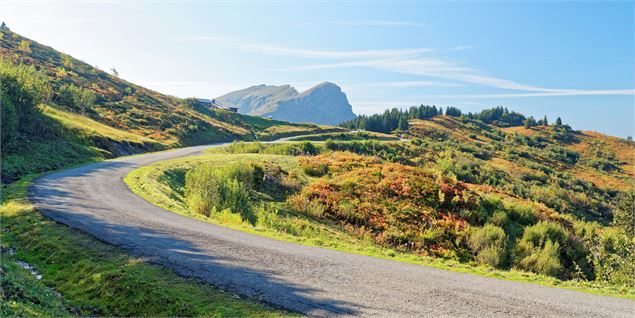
286 131 398 142
256 125 346 141
124 152 634 300
1 250 72 317
0 175 293 317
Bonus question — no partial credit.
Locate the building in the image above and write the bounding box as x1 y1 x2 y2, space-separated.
195 98 238 112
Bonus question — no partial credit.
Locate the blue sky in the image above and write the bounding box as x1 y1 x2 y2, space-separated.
3 0 634 137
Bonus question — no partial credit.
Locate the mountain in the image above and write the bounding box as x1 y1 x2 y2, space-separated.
216 82 356 125
0 28 339 183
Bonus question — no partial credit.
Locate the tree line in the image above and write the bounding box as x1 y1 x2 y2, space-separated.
340 105 563 134
339 105 443 133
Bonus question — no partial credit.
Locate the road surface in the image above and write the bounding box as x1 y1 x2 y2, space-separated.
30 141 634 317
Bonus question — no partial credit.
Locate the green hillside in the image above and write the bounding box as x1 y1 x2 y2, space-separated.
0 27 340 183
127 111 634 297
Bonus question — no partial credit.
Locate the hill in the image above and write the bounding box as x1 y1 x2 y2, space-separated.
215 82 356 125
0 27 340 183
127 106 634 295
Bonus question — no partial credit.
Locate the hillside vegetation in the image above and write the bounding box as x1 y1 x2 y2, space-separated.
128 110 634 297
0 27 339 183
0 27 321 316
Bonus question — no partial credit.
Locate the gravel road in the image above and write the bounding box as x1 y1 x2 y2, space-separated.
29 142 635 317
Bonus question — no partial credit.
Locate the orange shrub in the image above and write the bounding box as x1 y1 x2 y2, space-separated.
291 154 477 257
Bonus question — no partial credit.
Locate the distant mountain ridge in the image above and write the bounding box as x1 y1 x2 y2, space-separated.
216 82 356 125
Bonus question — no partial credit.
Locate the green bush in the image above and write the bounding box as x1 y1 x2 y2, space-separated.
613 189 635 237
184 163 254 222
468 224 507 267
585 227 635 287
56 84 96 114
223 141 322 156
519 221 568 247
0 59 51 154
515 221 568 277
517 239 563 277
303 162 329 177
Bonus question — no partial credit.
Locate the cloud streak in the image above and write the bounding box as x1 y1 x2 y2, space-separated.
270 48 634 97
333 19 425 27
223 43 433 59
183 37 635 98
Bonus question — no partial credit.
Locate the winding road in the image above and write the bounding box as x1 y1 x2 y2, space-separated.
30 141 634 317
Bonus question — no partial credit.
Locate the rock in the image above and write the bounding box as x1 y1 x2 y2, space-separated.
216 82 356 125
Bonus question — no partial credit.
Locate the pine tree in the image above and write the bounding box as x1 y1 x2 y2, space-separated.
542 115 548 126
398 116 409 130
555 117 562 126
445 106 462 117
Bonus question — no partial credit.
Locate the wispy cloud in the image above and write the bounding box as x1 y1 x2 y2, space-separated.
345 80 463 89
178 37 635 98
430 89 635 99
296 19 425 28
183 36 433 59
334 20 425 27
22 18 106 25
223 43 433 60
280 52 635 97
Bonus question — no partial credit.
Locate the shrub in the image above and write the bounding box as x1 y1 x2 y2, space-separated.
299 141 319 155
517 239 563 277
303 162 329 177
468 224 507 267
613 189 635 237
255 204 280 229
288 194 326 218
57 84 96 114
0 59 51 153
585 227 635 287
184 163 254 222
225 141 266 154
514 221 568 277
214 208 245 226
520 221 568 247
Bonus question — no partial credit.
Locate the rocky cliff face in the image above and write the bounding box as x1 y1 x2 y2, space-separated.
216 82 356 125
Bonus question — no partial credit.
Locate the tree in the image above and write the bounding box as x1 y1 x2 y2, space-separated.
445 106 462 117
464 106 526 126
555 117 562 126
0 22 8 30
614 190 634 237
398 116 409 131
57 84 96 115
0 60 51 153
524 118 531 129
542 115 548 126
110 67 119 77
628 136 633 142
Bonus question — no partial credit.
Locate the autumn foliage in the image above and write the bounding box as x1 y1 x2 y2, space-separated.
292 153 477 258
